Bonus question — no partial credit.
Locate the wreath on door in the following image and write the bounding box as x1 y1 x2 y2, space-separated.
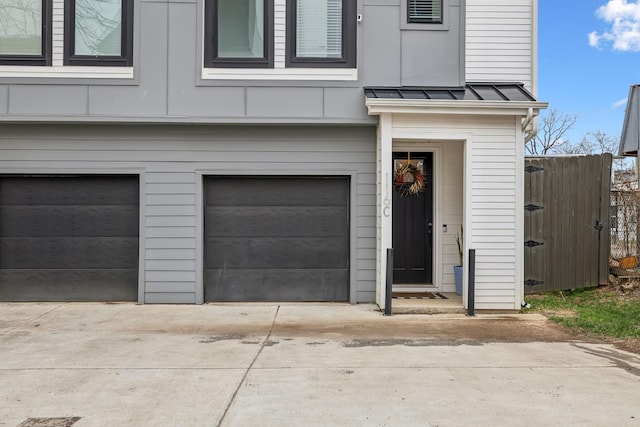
394 153 424 197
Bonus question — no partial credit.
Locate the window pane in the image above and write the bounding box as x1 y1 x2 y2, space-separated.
408 0 442 22
296 0 342 59
74 0 122 56
217 0 264 58
0 0 42 55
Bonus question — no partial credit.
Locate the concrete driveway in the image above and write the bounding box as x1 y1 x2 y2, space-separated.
1 303 639 427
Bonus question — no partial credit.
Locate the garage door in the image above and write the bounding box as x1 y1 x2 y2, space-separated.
0 175 139 301
204 176 349 302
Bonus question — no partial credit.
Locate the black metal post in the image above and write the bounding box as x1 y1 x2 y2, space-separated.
384 248 393 316
467 249 476 317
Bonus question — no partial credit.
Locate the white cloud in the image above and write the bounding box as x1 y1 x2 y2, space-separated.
590 0 640 51
612 97 629 109
588 31 602 48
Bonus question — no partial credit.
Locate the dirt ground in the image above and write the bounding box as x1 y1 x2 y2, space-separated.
271 314 582 346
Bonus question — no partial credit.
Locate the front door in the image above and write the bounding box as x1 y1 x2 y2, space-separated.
392 152 434 284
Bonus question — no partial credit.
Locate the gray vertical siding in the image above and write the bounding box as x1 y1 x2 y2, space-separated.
362 4 402 86
88 1 169 117
0 86 7 114
0 124 377 304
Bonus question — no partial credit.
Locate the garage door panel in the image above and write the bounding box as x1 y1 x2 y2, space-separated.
0 176 139 205
205 178 348 207
0 206 139 237
205 237 349 269
204 269 349 302
204 176 349 302
205 206 349 237
0 270 138 302
0 237 139 269
0 175 139 302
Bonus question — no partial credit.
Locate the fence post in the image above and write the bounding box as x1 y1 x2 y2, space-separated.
467 249 476 317
384 248 393 316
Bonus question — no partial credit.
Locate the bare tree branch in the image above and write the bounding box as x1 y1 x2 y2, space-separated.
526 109 578 155
0 0 41 37
558 130 618 155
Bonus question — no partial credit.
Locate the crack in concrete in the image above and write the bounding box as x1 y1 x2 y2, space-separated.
17 417 80 427
2 305 63 335
216 305 280 427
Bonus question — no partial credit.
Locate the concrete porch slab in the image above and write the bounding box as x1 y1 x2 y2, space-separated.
391 292 466 314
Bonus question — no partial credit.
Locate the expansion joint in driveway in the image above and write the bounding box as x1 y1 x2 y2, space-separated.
216 305 281 427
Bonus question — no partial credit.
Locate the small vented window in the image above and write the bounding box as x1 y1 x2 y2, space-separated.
408 0 443 24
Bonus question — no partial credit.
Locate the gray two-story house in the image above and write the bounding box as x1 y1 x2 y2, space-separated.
0 0 546 309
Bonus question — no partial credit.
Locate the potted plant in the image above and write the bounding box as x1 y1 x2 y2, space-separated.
454 226 463 295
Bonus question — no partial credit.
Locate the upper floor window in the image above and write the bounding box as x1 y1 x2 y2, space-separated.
0 0 51 65
286 0 355 68
203 0 356 70
204 0 274 68
408 0 442 24
0 0 133 68
64 0 134 66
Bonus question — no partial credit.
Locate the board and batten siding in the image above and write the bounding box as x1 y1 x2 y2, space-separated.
466 0 536 93
0 124 377 304
392 114 522 310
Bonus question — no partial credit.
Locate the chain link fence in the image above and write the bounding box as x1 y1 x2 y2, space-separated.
610 173 640 276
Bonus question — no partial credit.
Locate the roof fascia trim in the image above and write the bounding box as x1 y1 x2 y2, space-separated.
366 99 548 116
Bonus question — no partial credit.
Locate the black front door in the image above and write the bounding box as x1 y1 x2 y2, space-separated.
392 152 434 284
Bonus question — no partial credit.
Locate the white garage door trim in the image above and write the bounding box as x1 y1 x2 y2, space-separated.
195 169 359 304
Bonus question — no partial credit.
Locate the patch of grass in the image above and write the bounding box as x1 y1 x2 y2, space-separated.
525 287 640 339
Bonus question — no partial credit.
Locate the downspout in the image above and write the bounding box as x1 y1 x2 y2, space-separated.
523 108 538 144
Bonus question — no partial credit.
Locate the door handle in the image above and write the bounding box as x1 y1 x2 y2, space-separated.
427 222 433 234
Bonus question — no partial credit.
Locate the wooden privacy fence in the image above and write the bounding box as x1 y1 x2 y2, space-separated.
524 154 612 293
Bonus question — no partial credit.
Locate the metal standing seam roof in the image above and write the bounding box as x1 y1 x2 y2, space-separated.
364 83 537 102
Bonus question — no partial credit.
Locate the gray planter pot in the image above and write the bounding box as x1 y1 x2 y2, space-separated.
453 265 463 295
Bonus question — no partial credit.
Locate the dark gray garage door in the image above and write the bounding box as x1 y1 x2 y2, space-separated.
0 175 139 302
204 176 349 302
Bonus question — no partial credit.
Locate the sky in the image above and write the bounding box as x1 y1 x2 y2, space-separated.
538 0 640 145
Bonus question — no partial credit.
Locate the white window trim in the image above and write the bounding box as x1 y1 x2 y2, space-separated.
0 66 134 79
201 0 358 81
201 67 357 80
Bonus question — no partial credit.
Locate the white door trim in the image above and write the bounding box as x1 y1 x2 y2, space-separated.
392 142 443 291
375 125 473 308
